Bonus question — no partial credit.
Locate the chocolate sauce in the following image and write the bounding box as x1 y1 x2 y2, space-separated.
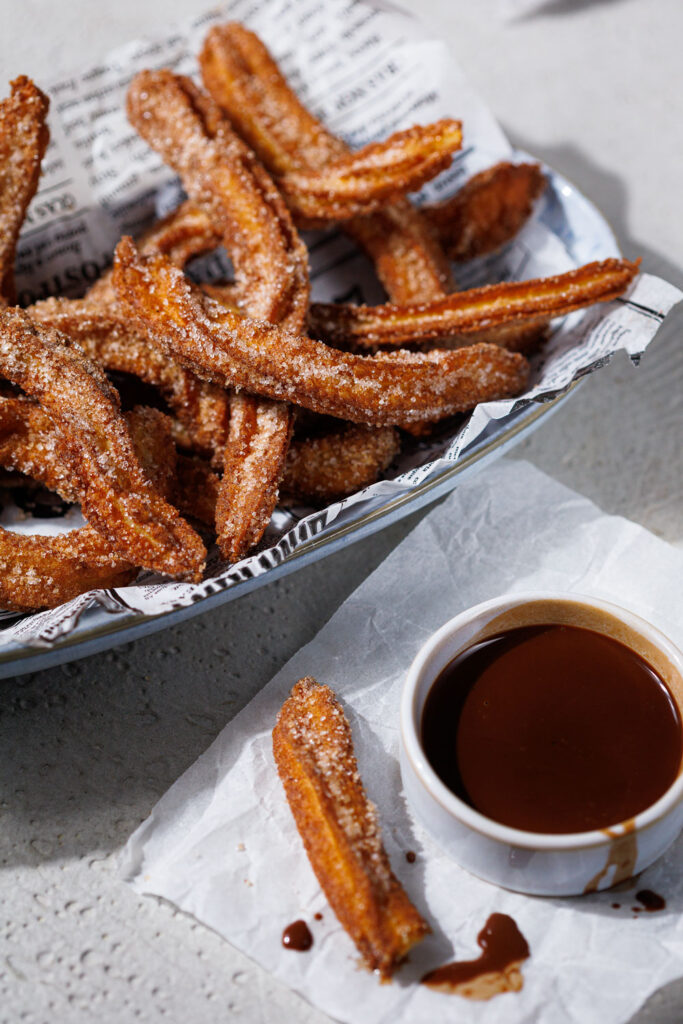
421 624 682 834
281 920 313 951
406 850 416 864
635 889 666 912
422 914 530 997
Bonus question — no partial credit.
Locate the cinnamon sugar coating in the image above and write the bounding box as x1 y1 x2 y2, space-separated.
0 405 178 610
308 259 640 349
273 678 430 979
113 239 530 428
0 77 49 303
0 307 205 580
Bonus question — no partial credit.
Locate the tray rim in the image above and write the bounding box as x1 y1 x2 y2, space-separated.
0 386 576 678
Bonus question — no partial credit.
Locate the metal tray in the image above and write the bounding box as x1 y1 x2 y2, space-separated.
0 155 617 679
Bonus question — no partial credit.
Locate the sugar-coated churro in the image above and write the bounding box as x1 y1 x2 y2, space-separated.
282 423 400 504
273 677 430 979
200 22 453 303
29 297 230 461
424 161 547 262
127 68 308 561
113 239 530 428
0 405 178 610
0 306 206 580
308 259 639 348
0 77 49 303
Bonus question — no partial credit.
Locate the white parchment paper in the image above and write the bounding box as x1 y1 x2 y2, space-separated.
2 0 680 650
122 457 683 1024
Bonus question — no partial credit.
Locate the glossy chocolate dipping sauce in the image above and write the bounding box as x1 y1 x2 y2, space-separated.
421 624 683 833
282 920 313 951
422 913 530 997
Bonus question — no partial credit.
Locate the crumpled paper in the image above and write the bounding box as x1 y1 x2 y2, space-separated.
122 457 683 1024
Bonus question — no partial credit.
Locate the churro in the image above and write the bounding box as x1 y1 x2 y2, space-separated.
200 22 453 303
273 678 429 978
0 405 177 611
308 259 639 349
424 161 547 262
127 68 308 560
29 297 230 461
113 239 530 428
276 119 463 226
282 424 400 504
0 77 49 303
0 306 206 579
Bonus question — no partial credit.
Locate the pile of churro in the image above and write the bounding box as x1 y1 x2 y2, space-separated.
0 23 638 611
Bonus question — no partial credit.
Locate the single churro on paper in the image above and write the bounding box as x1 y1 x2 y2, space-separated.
273 677 430 979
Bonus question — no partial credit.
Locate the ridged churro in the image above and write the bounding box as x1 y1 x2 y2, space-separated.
127 68 308 561
277 119 463 226
273 678 430 978
0 405 177 610
200 22 453 303
0 77 49 303
0 306 206 579
282 423 400 504
29 297 230 461
113 239 530 428
308 259 639 349
424 161 547 262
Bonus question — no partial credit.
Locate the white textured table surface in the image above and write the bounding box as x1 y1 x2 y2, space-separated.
1 1 682 1022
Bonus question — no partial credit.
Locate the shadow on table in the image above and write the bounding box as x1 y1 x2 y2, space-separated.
512 0 632 22
509 133 683 288
507 135 683 544
0 510 425 869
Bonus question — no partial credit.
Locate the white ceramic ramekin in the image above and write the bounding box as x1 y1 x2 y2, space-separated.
400 593 683 896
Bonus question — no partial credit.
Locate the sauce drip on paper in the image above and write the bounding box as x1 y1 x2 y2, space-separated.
422 913 530 999
635 889 666 912
282 919 313 951
421 624 682 833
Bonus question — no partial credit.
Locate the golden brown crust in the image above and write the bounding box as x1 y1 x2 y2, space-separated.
0 77 50 303
346 202 453 303
127 68 307 560
0 531 136 613
173 454 220 527
200 22 453 302
29 297 230 461
282 424 400 504
113 239 530 428
277 119 462 226
273 678 430 978
424 161 547 262
0 306 206 579
126 68 310 332
85 199 223 310
0 392 217 529
0 395 79 503
0 405 177 611
216 393 295 561
307 259 639 348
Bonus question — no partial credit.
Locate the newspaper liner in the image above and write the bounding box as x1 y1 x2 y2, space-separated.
1 0 680 649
